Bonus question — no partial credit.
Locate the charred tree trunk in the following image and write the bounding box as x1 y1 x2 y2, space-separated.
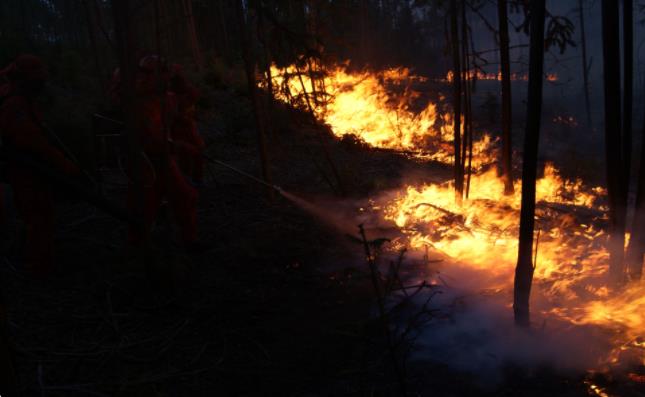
627 86 645 279
450 0 464 201
182 0 204 71
602 0 627 283
83 0 105 98
236 0 273 199
359 0 369 65
257 9 276 141
579 0 592 127
513 0 546 327
0 287 17 397
461 0 474 198
623 0 633 189
111 0 142 236
498 0 514 195
217 1 230 61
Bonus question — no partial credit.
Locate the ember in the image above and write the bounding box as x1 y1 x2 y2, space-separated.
445 70 559 82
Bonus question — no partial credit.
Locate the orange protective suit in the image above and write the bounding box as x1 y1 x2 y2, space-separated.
0 55 79 276
127 57 199 247
169 65 204 184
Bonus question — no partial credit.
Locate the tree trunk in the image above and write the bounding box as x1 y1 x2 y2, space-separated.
602 0 627 284
359 0 369 65
182 0 204 71
0 286 17 397
623 0 633 190
236 0 273 199
498 0 514 195
257 9 276 141
450 0 463 201
111 0 142 233
83 0 106 98
627 82 645 280
513 0 546 327
461 0 473 198
216 1 230 61
578 0 592 127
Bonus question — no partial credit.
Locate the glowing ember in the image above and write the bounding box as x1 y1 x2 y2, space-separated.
585 381 611 397
445 70 559 82
553 115 579 128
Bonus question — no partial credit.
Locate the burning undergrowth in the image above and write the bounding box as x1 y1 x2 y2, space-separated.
268 61 645 384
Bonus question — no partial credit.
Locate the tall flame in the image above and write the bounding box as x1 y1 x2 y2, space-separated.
269 64 496 170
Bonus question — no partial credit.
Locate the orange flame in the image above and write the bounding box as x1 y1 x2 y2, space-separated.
269 64 496 170
269 62 645 371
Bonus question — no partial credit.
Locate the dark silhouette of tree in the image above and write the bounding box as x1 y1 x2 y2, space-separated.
578 0 592 127
514 0 546 327
0 287 16 397
602 0 628 284
450 0 464 201
627 90 645 280
182 0 203 71
623 0 633 191
498 0 514 195
236 0 273 199
111 0 141 221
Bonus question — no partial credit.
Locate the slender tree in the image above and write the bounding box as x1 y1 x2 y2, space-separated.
0 287 16 397
111 0 141 216
578 0 592 127
450 0 464 201
462 1 474 198
627 84 645 279
623 0 633 188
257 7 276 141
602 0 627 283
82 0 105 97
236 0 274 198
498 0 514 195
182 0 204 71
513 0 546 327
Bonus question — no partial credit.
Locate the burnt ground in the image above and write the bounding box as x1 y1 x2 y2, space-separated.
0 87 631 396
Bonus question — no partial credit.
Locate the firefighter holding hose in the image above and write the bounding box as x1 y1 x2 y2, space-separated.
126 55 204 252
0 54 80 277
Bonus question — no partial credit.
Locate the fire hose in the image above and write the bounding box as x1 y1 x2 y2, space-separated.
93 113 283 193
200 153 282 193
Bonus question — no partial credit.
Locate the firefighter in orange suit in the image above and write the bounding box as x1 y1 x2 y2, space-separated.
169 64 205 187
0 55 80 276
127 55 201 250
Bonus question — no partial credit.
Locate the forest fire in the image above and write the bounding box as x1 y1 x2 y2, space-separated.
9 0 645 395
269 64 496 170
270 63 645 373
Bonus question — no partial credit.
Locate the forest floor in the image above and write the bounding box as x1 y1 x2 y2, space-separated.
0 86 623 396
